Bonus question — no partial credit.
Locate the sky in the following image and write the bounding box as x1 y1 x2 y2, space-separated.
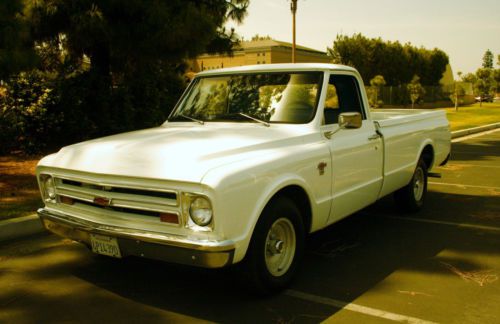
226 0 500 78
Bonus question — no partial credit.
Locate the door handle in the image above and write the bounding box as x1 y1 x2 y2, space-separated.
368 134 380 140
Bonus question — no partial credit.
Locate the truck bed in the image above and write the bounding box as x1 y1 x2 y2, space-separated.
369 108 451 199
370 109 446 128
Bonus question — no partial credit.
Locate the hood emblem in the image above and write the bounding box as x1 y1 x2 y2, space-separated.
94 197 112 207
318 162 327 175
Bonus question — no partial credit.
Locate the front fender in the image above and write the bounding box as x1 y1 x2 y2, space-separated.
201 142 331 263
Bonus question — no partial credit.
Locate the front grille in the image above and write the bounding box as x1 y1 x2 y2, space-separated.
60 179 177 200
53 176 179 219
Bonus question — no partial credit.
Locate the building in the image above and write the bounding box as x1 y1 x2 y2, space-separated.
190 39 331 73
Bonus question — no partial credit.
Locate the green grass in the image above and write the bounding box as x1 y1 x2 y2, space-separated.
442 102 500 131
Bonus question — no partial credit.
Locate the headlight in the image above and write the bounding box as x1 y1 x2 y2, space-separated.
40 174 56 202
189 196 213 226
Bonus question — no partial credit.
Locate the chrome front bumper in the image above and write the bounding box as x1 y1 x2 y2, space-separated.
37 208 235 268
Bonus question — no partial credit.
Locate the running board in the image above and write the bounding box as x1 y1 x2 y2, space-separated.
428 172 442 178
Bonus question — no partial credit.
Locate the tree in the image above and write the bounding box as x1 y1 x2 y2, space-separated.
26 0 249 140
0 0 37 81
462 73 477 84
475 68 493 107
493 69 500 94
30 1 248 78
450 72 466 111
368 75 386 108
482 49 494 69
423 49 449 86
327 33 449 86
251 34 273 41
407 75 425 108
1 1 250 153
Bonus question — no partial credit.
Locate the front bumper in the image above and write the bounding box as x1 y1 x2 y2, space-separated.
38 208 235 268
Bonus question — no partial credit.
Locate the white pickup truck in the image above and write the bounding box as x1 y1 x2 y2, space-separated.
37 63 451 293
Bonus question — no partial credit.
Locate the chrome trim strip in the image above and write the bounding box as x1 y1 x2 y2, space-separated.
49 200 183 228
38 208 234 252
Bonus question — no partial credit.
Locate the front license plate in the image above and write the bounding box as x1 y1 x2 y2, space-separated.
90 234 122 258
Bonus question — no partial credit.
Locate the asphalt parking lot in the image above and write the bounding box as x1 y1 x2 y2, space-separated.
1 130 499 323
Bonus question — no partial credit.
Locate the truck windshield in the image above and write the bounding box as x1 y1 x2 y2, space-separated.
169 72 323 124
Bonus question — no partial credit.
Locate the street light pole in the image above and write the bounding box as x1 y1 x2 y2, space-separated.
290 0 297 63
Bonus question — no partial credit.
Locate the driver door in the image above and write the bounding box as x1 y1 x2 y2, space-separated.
321 73 383 224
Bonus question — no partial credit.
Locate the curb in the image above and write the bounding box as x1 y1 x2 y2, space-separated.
0 214 44 242
451 122 500 139
2 123 500 243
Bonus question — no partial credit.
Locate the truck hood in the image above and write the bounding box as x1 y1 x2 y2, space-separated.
39 123 314 183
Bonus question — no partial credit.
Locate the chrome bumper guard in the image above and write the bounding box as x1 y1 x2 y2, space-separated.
37 208 235 268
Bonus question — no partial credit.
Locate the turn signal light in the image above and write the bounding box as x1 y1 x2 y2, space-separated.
159 212 179 224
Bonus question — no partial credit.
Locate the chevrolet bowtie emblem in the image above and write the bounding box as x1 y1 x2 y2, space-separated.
318 162 327 175
94 197 112 207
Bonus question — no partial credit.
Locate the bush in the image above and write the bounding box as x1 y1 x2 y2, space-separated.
0 67 185 154
0 70 62 154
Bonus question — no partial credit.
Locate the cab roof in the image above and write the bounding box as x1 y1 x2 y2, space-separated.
195 63 357 76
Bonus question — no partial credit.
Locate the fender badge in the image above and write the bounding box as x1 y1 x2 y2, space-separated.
94 197 112 207
318 162 327 175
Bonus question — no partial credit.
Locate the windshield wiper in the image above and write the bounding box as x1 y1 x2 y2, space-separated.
172 114 204 125
237 113 270 127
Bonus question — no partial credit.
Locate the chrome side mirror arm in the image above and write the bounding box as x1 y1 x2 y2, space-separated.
323 112 362 139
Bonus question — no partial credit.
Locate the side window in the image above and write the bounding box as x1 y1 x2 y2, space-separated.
324 74 365 125
323 84 339 124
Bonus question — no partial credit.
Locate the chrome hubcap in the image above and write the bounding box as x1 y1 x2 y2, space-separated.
413 167 425 201
265 218 296 277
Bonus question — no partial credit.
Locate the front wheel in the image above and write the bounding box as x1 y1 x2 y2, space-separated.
394 158 428 212
242 196 305 295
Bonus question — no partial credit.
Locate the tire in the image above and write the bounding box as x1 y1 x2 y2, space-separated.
394 158 428 212
242 196 305 295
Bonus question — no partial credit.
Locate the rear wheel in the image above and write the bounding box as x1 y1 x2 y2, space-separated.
394 158 428 212
242 196 305 295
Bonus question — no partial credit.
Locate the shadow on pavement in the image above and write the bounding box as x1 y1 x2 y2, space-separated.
63 190 498 322
450 133 500 162
1 194 498 323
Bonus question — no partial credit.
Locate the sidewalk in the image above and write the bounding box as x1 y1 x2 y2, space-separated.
451 122 500 138
0 214 43 242
2 122 500 243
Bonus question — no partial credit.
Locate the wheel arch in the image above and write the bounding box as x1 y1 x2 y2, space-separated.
267 185 312 235
419 143 435 170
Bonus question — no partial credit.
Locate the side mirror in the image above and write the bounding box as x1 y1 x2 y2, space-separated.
339 112 362 129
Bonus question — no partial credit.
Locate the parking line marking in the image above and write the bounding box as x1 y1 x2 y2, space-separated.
384 216 500 233
285 290 437 324
429 182 500 191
